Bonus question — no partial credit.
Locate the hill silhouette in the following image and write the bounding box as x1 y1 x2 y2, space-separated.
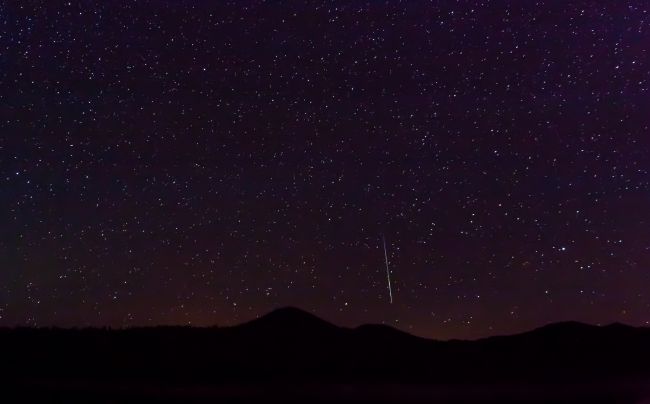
237 306 341 336
2 308 650 402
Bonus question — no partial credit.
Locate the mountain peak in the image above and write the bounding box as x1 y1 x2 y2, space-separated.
237 307 339 335
266 306 318 319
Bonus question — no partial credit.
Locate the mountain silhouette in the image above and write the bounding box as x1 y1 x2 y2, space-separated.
353 323 418 340
237 307 340 336
2 308 650 402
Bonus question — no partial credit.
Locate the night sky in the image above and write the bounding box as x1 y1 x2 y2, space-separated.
2 0 649 339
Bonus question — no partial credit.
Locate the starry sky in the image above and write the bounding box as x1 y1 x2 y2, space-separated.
1 0 649 339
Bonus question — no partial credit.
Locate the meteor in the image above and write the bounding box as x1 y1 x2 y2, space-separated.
382 235 393 304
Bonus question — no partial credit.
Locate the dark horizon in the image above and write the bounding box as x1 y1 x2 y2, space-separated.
0 305 643 342
3 305 650 402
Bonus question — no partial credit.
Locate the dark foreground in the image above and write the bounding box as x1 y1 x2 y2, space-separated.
3 308 650 403
10 380 650 403
11 380 650 403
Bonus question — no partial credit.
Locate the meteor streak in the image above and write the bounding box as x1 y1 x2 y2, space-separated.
382 235 393 304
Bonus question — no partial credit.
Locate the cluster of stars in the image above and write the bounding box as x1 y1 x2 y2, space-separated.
0 1 649 339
